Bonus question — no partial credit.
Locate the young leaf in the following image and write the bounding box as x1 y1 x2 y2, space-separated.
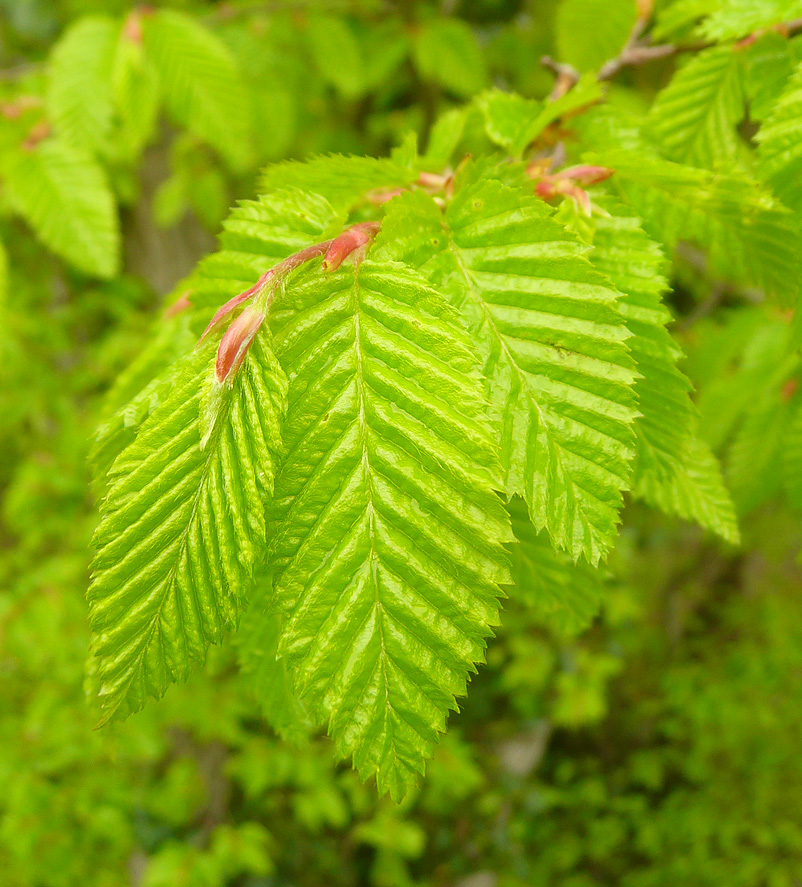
142 9 252 170
565 197 739 542
647 45 745 168
46 16 118 155
191 189 341 310
305 15 365 99
599 150 802 304
555 0 638 72
259 155 417 215
413 19 486 97
757 60 802 213
267 259 512 800
697 0 802 41
2 139 120 279
88 333 287 724
507 497 607 636
237 607 313 742
375 167 639 564
91 308 198 486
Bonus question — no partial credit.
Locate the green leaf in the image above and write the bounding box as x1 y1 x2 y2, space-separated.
475 89 541 154
728 385 792 513
413 19 486 98
421 108 467 171
653 0 719 41
88 333 287 724
783 398 802 510
91 309 198 487
112 25 160 160
757 60 802 213
697 0 801 41
3 139 120 278
191 189 340 310
260 155 417 215
518 75 604 151
563 197 738 542
600 150 802 304
237 608 312 742
305 15 365 98
742 32 797 121
507 497 606 635
555 0 638 72
375 165 639 564
143 9 252 170
647 46 745 168
638 436 740 542
46 16 118 155
267 259 512 799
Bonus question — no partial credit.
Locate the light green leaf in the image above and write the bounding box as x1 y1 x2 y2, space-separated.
191 189 340 310
742 32 797 121
143 9 252 170
653 0 720 41
421 108 467 170
638 436 740 544
507 497 607 636
413 19 486 98
91 309 198 487
237 608 313 742
88 333 287 724
563 197 738 542
375 165 639 564
697 0 801 41
112 25 160 160
757 60 802 213
555 0 638 72
3 138 120 278
728 386 792 513
647 45 745 168
475 89 541 154
260 154 417 214
267 259 512 799
599 150 802 304
46 16 118 155
305 15 365 98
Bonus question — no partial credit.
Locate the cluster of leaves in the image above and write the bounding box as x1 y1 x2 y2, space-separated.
4 0 802 883
82 0 802 800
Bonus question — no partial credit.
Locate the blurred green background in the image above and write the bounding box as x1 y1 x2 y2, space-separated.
2 1 802 885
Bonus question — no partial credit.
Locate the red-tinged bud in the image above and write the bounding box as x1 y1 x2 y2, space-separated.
564 184 592 216
165 290 192 318
22 120 51 151
561 165 615 186
526 158 554 180
367 188 405 206
782 378 799 401
122 11 144 43
417 171 450 190
535 179 559 200
215 307 265 383
200 271 273 342
322 222 380 272
636 0 653 21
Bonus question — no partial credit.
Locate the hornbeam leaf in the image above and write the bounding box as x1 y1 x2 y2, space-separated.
647 45 745 168
88 333 287 724
565 198 739 543
507 497 607 636
267 259 512 800
3 139 120 279
757 60 802 214
191 189 341 310
374 166 639 564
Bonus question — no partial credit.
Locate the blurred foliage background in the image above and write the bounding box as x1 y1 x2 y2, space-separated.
3 1 802 885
